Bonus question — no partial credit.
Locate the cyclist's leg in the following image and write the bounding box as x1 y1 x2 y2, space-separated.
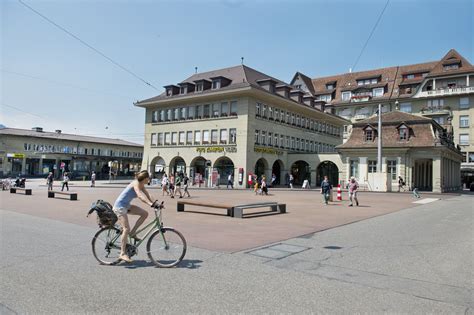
128 205 149 237
118 214 130 256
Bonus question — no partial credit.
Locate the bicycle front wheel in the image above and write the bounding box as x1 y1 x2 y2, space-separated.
92 227 122 265
147 228 187 268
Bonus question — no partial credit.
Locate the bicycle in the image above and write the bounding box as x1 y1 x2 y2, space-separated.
91 201 187 267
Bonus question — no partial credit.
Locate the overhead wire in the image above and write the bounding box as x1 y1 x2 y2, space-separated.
17 0 159 91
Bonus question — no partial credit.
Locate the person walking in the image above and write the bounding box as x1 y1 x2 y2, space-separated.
161 173 169 196
90 171 96 187
348 177 359 207
216 171 221 189
46 172 54 191
183 173 191 198
169 174 175 198
320 175 332 205
227 173 234 189
289 174 294 189
285 172 290 187
271 173 276 187
61 172 70 191
398 176 406 192
174 173 183 198
261 176 268 196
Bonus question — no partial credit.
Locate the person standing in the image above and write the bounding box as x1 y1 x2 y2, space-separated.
261 176 268 195
285 172 290 187
227 173 234 189
289 174 294 189
161 173 169 196
348 177 359 207
174 173 183 198
320 175 332 205
183 173 191 198
46 172 54 191
216 171 221 189
90 171 96 187
61 172 70 191
271 173 276 187
169 174 175 198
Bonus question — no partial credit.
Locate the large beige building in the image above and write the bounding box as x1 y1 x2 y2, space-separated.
0 127 143 179
135 65 348 188
291 49 473 187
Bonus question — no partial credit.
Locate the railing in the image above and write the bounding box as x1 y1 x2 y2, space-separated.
417 86 474 97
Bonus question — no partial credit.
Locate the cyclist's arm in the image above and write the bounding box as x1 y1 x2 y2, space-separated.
132 182 154 206
141 187 154 204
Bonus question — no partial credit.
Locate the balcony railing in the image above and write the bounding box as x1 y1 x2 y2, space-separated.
417 86 474 97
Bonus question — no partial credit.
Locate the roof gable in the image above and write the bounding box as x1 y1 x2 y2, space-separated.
427 49 474 77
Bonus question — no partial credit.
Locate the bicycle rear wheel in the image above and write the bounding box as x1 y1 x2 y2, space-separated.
146 228 186 268
92 227 121 265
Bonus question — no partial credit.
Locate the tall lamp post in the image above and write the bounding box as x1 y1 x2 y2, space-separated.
377 103 383 173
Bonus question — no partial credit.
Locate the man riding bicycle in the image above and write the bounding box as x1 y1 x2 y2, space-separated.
113 170 156 263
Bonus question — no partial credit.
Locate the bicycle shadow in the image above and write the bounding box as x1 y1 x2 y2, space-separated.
123 259 203 269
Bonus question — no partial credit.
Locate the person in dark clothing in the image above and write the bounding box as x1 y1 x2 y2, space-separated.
320 176 332 205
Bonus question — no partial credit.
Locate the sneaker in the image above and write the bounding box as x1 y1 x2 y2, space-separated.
171 196 174 199
119 254 133 263
348 204 353 207
179 196 183 199
356 201 359 206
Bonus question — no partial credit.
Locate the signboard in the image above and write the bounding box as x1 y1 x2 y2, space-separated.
6 153 25 158
196 147 237 153
155 164 164 173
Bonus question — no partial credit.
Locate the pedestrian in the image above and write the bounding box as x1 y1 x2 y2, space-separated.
398 176 406 192
227 173 234 189
320 175 332 205
285 172 290 187
61 172 70 191
348 177 359 206
289 174 294 189
90 171 96 187
46 172 54 191
216 171 220 189
413 187 421 198
161 173 169 196
254 179 260 195
271 173 276 187
174 173 183 198
183 173 191 198
169 174 175 198
261 176 268 195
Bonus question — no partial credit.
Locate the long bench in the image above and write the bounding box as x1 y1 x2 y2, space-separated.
48 190 78 200
233 202 286 218
177 200 233 216
10 187 32 195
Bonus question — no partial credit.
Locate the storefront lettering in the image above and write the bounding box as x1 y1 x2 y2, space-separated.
254 147 283 155
196 147 237 153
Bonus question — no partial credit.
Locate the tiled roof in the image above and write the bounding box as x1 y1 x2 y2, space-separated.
0 128 143 147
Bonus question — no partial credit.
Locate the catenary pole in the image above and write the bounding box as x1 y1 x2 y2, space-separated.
377 103 382 172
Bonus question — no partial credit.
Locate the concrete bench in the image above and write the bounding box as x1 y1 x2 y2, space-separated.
48 190 78 200
177 200 233 216
233 202 286 218
10 187 32 195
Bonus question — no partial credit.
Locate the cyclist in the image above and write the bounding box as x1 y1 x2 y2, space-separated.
113 170 156 263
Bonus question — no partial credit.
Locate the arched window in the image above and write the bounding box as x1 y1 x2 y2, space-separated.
398 125 409 141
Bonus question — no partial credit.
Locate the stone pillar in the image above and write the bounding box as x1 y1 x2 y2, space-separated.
433 78 436 90
21 157 26 175
432 156 442 193
39 158 44 175
467 75 470 87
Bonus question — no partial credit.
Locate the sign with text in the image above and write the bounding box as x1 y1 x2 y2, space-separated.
196 146 237 153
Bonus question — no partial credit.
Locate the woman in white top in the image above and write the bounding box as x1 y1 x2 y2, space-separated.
161 173 169 196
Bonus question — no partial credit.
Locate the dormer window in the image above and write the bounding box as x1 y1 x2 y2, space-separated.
363 126 376 142
444 64 459 70
166 89 172 96
398 124 409 141
342 91 351 101
326 82 336 90
212 80 221 89
357 76 380 86
196 82 203 92
373 87 384 97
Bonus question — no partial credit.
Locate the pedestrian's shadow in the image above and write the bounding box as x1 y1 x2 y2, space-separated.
123 259 203 269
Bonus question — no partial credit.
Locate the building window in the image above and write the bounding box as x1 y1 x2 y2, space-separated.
296 115 300 126
268 132 273 146
196 82 203 92
186 131 193 144
350 160 359 178
221 102 229 116
274 133 279 146
174 108 180 120
212 80 220 89
255 130 260 144
202 130 210 144
364 127 374 142
460 115 469 128
151 133 158 146
274 108 279 121
230 101 238 115
406 74 415 79
220 129 228 144
444 64 459 70
195 105 202 119
399 102 412 113
203 104 210 118
427 99 444 110
194 131 201 144
326 84 334 90
280 135 284 148
280 110 285 122
373 87 384 97
187 107 194 119
459 134 469 145
368 160 377 173
159 110 165 122
152 111 158 122
229 129 237 144
433 116 445 124
261 131 266 146
291 113 295 125
320 94 332 102
262 104 267 118
179 132 185 145
211 129 218 144
256 103 261 117
166 109 172 121
212 103 220 117
399 125 409 140
171 132 177 145
469 152 474 163
387 160 397 180
459 97 470 109
158 133 163 145
165 133 171 145
342 91 351 101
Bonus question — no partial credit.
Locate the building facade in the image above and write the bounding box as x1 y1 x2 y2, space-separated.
291 49 474 187
135 65 348 188
0 127 143 179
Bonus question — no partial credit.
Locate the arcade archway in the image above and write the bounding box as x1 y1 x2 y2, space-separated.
190 156 207 185
271 160 284 186
150 156 166 180
316 161 339 186
254 158 268 179
291 160 310 186
214 157 235 186
169 156 186 176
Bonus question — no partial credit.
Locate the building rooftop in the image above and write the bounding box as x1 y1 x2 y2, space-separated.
0 127 143 147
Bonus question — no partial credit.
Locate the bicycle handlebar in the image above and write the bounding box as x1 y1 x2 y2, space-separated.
151 200 165 209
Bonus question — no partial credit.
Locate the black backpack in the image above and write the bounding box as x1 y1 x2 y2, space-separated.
87 200 117 227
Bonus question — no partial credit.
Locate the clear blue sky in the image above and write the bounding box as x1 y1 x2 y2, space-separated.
1 0 472 144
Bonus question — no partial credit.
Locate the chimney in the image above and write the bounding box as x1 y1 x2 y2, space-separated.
275 84 291 98
55 129 62 134
32 127 43 132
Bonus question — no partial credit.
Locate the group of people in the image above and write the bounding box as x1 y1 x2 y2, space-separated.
320 176 359 207
46 171 70 191
253 175 269 195
160 172 191 199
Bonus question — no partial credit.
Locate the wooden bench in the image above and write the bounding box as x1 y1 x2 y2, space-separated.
48 190 78 200
233 202 286 218
177 200 233 216
10 187 32 195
